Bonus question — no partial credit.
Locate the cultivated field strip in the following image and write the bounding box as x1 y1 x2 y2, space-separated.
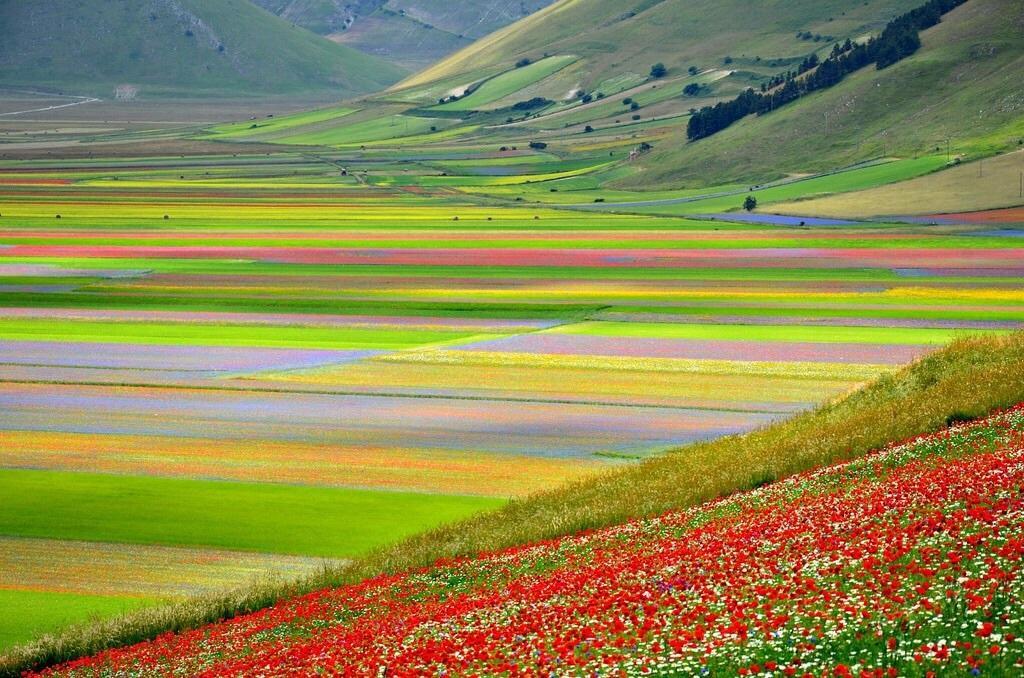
0 151 1021 649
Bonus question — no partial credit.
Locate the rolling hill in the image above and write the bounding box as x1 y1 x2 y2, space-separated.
623 0 1024 187
364 0 1021 192
0 0 405 98
397 0 922 90
251 0 557 71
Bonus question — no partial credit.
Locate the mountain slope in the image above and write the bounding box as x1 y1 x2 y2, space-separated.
0 0 405 98
398 0 921 90
251 0 556 70
624 0 1024 187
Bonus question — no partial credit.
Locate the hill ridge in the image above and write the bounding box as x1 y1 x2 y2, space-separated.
0 0 405 98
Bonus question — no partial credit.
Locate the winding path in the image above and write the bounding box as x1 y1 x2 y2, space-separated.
0 91 100 117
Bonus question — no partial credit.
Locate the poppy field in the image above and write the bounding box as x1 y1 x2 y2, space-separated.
33 402 1024 676
1 149 1022 650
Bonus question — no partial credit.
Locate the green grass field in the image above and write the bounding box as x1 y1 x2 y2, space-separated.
432 55 577 111
622 156 950 214
774 149 1024 217
0 318 497 350
0 470 503 558
276 114 462 146
0 591 157 652
204 107 357 140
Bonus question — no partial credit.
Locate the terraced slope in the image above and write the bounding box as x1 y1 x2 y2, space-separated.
0 0 405 97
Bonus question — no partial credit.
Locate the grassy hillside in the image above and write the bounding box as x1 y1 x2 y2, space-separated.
398 0 920 90
5 331 1024 675
0 0 405 98
625 0 1024 187
773 149 1024 217
29 403 1024 674
252 0 555 70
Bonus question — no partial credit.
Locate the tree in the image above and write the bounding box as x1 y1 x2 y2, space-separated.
515 58 532 68
688 66 699 75
650 62 667 78
743 195 758 212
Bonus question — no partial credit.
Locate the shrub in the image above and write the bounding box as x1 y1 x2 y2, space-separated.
511 97 552 111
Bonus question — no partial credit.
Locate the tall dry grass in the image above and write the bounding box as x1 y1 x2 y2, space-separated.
4 332 1024 677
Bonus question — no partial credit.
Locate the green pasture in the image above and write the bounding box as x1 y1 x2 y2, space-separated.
276 115 458 146
204 107 357 140
371 162 611 187
0 470 504 559
0 590 158 652
548 321 1001 346
0 318 499 350
528 70 724 130
618 156 950 214
433 56 577 112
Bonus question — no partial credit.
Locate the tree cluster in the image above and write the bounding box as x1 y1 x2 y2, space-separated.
511 97 553 111
687 0 967 141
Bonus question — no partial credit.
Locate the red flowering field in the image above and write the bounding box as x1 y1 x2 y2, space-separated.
40 406 1024 677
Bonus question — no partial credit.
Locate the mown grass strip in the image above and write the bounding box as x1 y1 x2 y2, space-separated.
0 470 502 558
0 318 498 350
